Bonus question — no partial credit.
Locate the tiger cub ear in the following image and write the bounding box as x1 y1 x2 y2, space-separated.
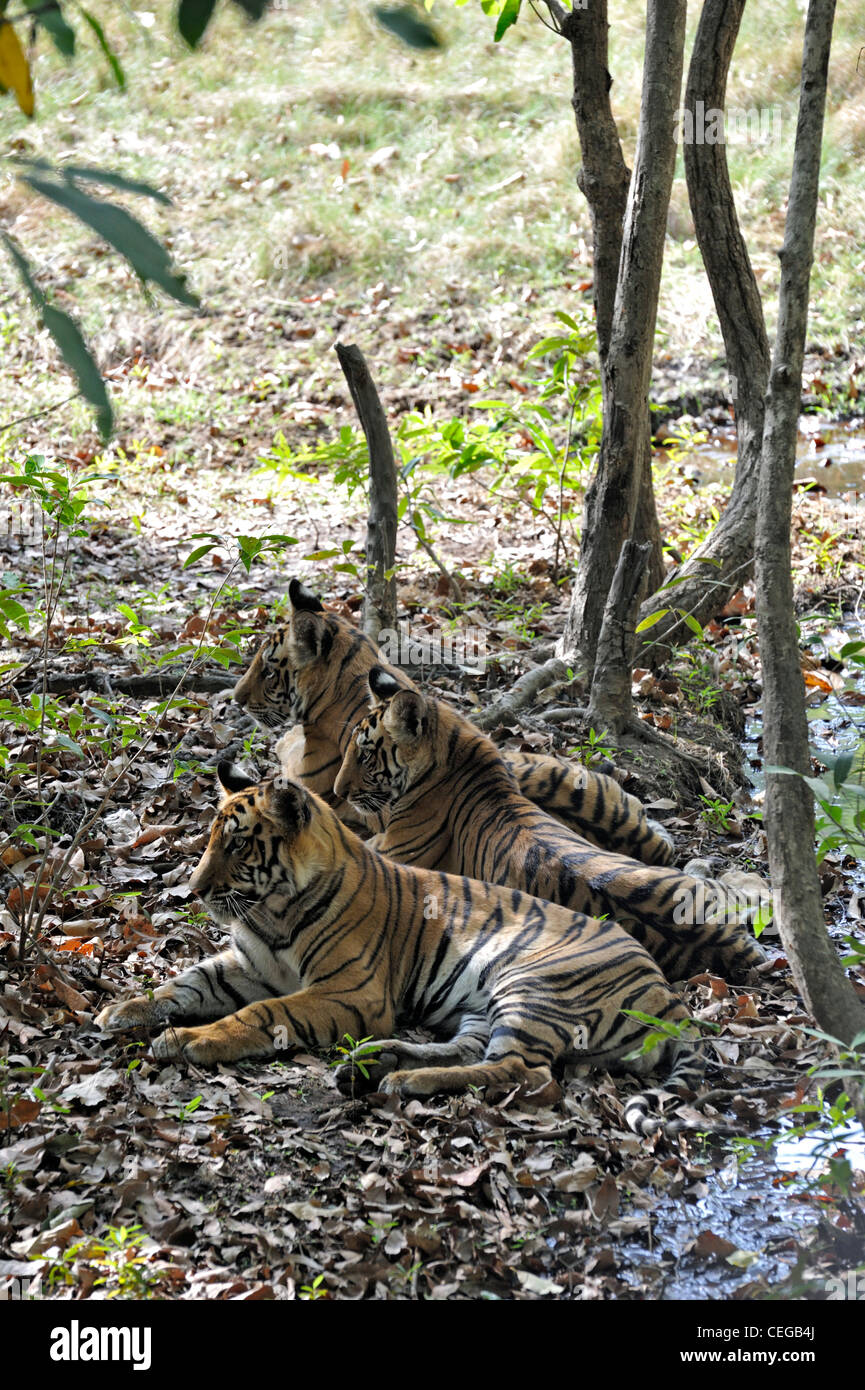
217 761 256 801
368 665 404 705
382 688 427 742
288 605 333 665
288 578 324 613
266 778 312 831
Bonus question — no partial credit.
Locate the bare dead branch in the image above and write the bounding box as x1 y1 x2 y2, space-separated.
335 343 398 640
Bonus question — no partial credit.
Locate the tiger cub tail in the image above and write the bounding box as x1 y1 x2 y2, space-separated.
622 1029 712 1137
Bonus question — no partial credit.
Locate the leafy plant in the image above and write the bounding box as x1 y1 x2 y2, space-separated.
636 603 705 644
257 312 602 584
368 1218 399 1243
653 419 709 463
329 1033 384 1082
769 748 865 862
621 1008 720 1062
570 727 616 768
699 795 737 832
0 460 295 957
298 1273 330 1301
177 1095 203 1126
732 1028 865 1199
35 1223 160 1299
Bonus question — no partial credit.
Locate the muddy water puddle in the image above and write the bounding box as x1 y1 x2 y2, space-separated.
664 419 865 499
619 1155 824 1300
623 617 865 1299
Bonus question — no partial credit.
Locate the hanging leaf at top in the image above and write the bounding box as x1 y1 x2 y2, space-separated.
179 0 269 49
0 18 35 116
24 1 76 57
12 156 172 205
231 0 272 17
79 8 126 88
494 0 522 43
1 233 113 440
20 174 200 307
177 0 218 49
375 6 443 49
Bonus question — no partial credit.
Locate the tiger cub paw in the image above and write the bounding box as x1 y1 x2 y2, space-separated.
95 995 166 1032
646 818 675 864
152 1025 235 1065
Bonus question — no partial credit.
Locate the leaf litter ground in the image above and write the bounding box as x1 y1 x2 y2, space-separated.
1 408 865 1302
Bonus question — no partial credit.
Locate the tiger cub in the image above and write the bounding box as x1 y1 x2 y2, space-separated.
95 764 703 1134
232 579 674 865
333 669 768 983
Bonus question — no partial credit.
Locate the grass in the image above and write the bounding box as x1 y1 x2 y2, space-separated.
0 1 863 459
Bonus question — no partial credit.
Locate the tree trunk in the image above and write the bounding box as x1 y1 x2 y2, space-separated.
559 0 627 366
335 342 398 640
557 0 662 594
586 540 650 735
637 0 771 666
559 1 686 673
755 0 865 1046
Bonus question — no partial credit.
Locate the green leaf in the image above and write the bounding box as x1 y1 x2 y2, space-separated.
14 157 170 204
177 0 218 48
1 232 113 439
40 306 113 439
494 0 521 42
53 732 84 757
79 9 126 88
21 175 199 308
725 1249 759 1270
26 2 76 56
831 750 855 788
526 336 571 360
752 900 773 939
64 165 170 205
374 6 443 49
183 542 217 568
635 609 669 633
681 612 704 638
801 774 834 802
231 0 271 17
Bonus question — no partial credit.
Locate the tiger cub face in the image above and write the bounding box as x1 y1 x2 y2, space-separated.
232 579 336 729
189 762 318 926
334 668 431 817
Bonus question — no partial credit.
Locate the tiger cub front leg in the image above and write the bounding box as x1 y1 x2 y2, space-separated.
151 989 388 1066
94 948 276 1034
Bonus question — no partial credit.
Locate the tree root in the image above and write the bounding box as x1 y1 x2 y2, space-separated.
16 670 237 697
475 656 573 731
